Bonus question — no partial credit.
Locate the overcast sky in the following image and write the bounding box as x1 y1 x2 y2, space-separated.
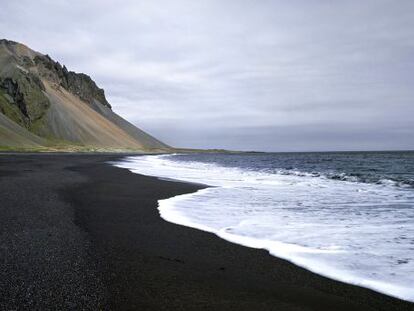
1 0 413 151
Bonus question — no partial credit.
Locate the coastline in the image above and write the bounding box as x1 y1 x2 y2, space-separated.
117 154 413 302
0 154 412 310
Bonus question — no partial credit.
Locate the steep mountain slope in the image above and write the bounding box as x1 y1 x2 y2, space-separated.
0 39 169 151
0 112 46 148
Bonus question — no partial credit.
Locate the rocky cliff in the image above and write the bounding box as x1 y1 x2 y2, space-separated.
0 39 169 151
33 53 111 109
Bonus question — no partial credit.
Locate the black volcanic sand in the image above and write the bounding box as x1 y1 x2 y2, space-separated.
0 154 413 310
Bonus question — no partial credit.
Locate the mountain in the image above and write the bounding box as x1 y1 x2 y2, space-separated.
0 39 169 152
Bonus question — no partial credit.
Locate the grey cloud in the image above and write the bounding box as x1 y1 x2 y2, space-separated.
1 0 413 151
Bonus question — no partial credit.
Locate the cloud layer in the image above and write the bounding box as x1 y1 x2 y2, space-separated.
1 0 413 151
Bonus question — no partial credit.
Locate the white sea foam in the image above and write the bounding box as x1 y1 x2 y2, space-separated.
114 154 414 302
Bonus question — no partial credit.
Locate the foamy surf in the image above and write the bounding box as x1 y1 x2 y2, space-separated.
114 153 414 302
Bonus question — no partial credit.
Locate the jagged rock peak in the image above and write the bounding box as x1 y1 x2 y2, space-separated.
33 54 111 109
0 38 111 110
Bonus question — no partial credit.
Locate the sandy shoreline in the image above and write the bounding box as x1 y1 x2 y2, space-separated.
0 154 412 310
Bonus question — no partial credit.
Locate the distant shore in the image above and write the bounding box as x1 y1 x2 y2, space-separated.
0 154 412 310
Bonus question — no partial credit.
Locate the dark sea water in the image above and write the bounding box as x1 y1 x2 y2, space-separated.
115 151 414 301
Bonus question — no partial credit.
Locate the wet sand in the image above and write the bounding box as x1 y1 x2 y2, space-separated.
0 154 412 310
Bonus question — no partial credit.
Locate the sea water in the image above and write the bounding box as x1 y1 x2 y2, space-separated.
114 151 414 301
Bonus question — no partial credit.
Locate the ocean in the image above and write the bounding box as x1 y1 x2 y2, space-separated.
114 151 414 302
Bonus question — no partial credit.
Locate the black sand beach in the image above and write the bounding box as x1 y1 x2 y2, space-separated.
0 154 413 310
